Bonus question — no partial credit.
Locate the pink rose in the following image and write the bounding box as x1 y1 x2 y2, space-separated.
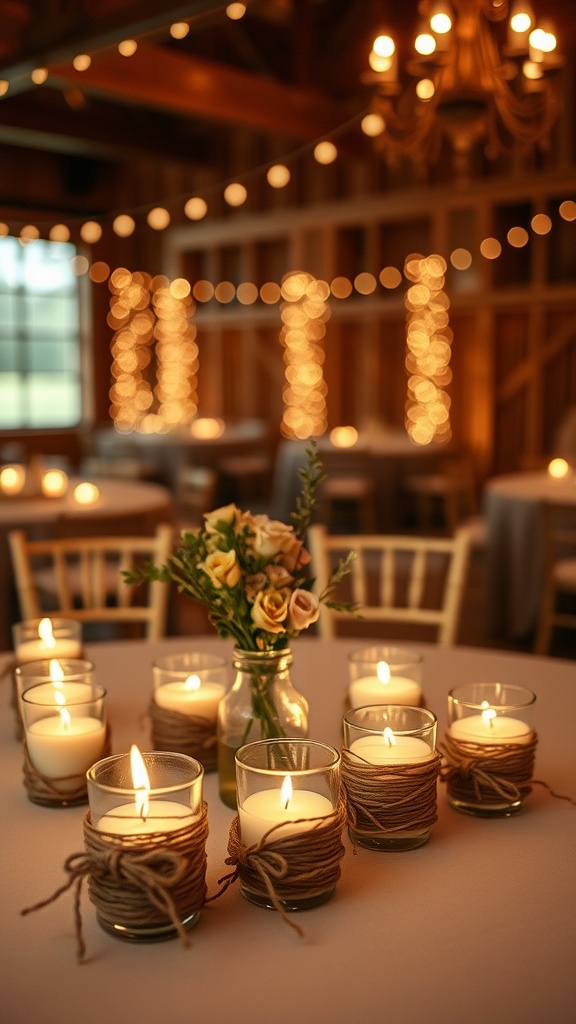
288 589 320 631
199 549 241 589
265 564 294 588
251 588 290 633
250 515 298 560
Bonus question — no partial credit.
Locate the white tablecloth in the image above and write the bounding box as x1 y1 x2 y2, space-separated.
1 635 575 1024
485 471 576 638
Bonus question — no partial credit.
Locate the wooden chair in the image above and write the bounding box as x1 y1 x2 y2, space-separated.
8 523 174 641
534 502 576 655
307 523 472 645
403 455 480 535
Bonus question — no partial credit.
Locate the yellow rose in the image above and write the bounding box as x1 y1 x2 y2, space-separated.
203 504 240 532
288 589 320 631
199 549 241 589
251 588 290 633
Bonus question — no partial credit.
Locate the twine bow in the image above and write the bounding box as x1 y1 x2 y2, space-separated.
438 733 538 805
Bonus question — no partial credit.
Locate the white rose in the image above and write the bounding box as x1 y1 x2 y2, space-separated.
288 589 320 631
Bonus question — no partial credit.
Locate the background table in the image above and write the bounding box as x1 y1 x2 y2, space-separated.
0 477 174 648
1 635 574 1024
484 470 576 639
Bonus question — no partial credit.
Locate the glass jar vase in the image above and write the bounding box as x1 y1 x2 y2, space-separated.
217 648 309 809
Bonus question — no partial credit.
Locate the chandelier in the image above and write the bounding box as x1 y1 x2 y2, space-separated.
361 0 563 174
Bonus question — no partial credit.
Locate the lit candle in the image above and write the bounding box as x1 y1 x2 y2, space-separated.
450 702 532 745
14 617 82 664
93 745 199 836
0 464 26 496
23 682 106 790
349 726 432 765
41 468 68 497
154 673 225 721
238 773 333 847
349 660 422 708
73 481 100 505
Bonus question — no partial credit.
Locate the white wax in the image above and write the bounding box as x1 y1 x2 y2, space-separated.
15 638 82 664
239 789 333 848
349 674 422 708
450 716 532 745
154 681 225 720
95 800 196 836
26 717 106 786
349 734 432 765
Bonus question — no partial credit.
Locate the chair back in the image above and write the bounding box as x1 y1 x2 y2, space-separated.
534 501 576 654
8 523 173 641
307 524 471 645
175 465 218 530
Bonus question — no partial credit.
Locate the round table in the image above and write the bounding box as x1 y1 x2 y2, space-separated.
484 470 576 638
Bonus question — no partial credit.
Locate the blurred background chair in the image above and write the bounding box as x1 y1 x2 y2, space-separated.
307 523 471 645
8 522 173 641
534 502 576 655
175 465 218 532
402 454 482 537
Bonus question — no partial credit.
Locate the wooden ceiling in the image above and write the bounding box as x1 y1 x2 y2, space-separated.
1 1 575 189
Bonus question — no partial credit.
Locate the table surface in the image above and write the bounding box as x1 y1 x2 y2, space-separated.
0 476 173 527
1 636 575 1024
486 470 576 504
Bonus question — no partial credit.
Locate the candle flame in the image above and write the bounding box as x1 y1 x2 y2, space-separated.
548 457 569 479
53 688 71 728
130 744 150 820
49 660 64 686
38 617 55 648
280 774 292 810
481 700 497 729
184 674 201 692
377 661 391 685
383 726 396 747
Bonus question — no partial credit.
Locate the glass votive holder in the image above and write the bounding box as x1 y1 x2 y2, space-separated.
234 738 344 912
444 683 537 817
14 657 95 740
20 679 107 807
347 645 423 709
86 749 206 941
12 617 83 664
342 705 440 851
151 652 227 770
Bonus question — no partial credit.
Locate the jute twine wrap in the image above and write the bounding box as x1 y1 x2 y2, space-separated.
21 802 209 962
340 748 441 837
215 802 347 937
22 725 112 806
149 697 217 770
438 732 538 806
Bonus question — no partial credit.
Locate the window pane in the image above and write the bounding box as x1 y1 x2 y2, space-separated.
28 375 81 427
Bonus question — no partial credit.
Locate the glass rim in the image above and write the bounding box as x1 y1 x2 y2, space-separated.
153 652 227 673
15 658 95 679
344 704 437 736
13 616 82 632
87 750 204 797
348 645 423 666
20 680 106 707
448 683 537 711
235 737 340 775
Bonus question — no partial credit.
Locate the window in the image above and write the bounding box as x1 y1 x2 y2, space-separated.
0 237 82 428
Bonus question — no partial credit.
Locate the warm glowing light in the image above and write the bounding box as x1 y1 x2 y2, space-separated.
314 141 337 165
361 113 385 137
184 675 201 693
511 12 532 34
377 661 391 685
280 774 292 810
226 2 246 19
41 469 68 498
531 213 552 234
523 60 543 80
330 276 353 299
383 726 396 747
20 225 40 243
73 54 91 71
73 481 100 505
373 35 395 58
89 261 110 283
113 214 136 237
50 660 65 685
118 39 138 57
330 426 358 448
224 182 247 207
214 281 235 303
170 22 190 39
529 27 556 53
507 226 529 247
80 221 102 244
450 248 472 270
0 80 9 97
71 255 90 276
480 237 502 260
267 163 291 188
0 464 26 495
130 745 150 820
38 618 56 647
49 223 71 242
559 201 576 222
193 280 214 303
430 11 452 34
481 701 497 728
415 31 436 56
416 78 435 101
184 197 208 220
548 457 570 479
190 417 225 440
147 207 170 230
31 67 48 85
379 266 402 289
236 281 258 305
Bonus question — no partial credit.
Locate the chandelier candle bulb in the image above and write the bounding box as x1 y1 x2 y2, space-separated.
348 646 423 708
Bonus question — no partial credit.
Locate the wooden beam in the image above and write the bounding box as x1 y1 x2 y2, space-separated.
47 43 352 140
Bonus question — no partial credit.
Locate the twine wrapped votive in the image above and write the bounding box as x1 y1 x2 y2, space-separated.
227 738 345 922
86 748 207 942
440 683 537 817
20 678 107 807
342 705 440 851
151 652 227 770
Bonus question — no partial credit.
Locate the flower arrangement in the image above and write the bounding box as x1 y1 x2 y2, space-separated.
127 443 355 650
